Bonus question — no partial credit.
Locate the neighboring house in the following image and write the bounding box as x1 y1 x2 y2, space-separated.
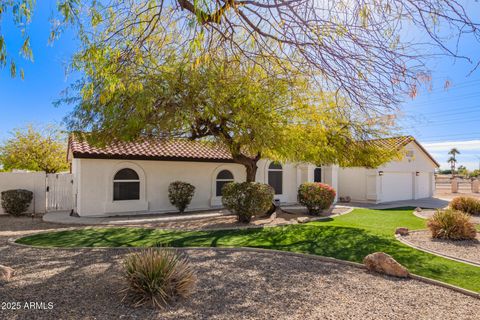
68 136 438 217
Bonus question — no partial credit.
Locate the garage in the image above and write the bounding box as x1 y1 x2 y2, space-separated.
416 172 431 199
380 172 413 202
335 136 440 204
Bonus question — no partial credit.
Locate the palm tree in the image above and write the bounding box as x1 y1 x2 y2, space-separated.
449 148 460 158
447 147 460 177
447 156 457 171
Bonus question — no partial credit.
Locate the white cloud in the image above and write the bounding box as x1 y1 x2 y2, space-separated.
421 140 480 152
419 139 480 170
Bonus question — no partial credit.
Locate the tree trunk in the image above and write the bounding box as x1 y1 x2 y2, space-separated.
245 161 258 183
232 154 260 183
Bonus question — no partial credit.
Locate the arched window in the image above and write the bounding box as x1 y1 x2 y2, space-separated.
268 162 283 195
216 170 234 196
314 167 322 182
113 168 140 201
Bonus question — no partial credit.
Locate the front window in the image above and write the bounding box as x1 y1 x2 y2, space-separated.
314 167 322 182
113 168 140 201
268 162 283 195
216 170 234 196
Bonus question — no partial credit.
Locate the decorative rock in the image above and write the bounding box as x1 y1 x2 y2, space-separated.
339 196 351 203
270 212 277 220
395 227 409 236
414 207 422 212
297 217 310 223
0 265 15 281
363 252 409 278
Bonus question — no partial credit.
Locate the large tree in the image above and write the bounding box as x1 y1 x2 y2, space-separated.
67 53 400 181
0 125 69 173
3 1 480 115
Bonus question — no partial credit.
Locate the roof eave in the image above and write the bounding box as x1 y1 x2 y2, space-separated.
71 152 236 163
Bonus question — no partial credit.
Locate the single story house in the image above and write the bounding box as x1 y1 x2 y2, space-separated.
68 136 439 217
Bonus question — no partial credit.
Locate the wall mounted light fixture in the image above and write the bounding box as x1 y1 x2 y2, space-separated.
378 171 384 176
416 171 420 176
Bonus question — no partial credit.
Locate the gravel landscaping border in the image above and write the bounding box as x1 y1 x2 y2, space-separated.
396 231 480 268
2 247 479 319
9 232 480 300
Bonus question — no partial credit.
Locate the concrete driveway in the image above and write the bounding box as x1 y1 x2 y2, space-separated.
346 197 449 210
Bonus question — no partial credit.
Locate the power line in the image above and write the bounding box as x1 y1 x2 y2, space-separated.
403 92 480 108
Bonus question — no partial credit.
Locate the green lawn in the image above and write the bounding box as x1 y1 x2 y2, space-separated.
17 208 480 292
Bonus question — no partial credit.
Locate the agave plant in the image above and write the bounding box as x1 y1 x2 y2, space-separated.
120 248 196 308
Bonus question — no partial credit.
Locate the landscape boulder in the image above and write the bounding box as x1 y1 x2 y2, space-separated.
0 265 15 281
414 207 422 212
395 227 409 236
363 252 409 278
297 217 311 224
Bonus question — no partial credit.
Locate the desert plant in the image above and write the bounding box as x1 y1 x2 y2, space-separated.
168 181 195 213
449 196 480 216
427 209 477 241
121 248 196 309
297 183 336 215
1 189 33 216
222 182 274 223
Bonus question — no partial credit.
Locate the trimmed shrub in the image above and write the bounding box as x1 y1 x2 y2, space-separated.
297 182 336 215
121 248 196 309
427 209 477 241
222 182 274 223
168 181 195 213
450 196 480 216
1 189 33 216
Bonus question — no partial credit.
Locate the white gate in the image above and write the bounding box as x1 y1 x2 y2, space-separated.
46 173 74 212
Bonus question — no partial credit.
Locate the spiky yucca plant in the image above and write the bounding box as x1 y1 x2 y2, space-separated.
427 209 477 241
121 248 196 309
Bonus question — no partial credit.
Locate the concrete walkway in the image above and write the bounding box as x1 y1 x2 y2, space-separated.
43 209 232 225
344 197 449 210
43 197 449 226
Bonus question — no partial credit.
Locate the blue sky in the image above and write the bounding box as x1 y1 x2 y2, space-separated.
0 1 479 170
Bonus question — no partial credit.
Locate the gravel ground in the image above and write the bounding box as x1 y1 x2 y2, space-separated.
402 230 480 265
1 216 479 319
415 210 480 224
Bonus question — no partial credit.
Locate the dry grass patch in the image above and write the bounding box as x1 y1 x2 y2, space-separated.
450 196 480 216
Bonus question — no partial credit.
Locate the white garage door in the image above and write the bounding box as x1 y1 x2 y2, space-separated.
381 172 413 202
416 173 431 199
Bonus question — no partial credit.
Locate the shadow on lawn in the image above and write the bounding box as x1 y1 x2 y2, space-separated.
19 225 433 267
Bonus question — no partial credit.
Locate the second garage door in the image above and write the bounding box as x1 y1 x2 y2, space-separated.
381 172 413 202
416 172 431 199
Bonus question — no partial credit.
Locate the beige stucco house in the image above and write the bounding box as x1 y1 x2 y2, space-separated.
68 136 439 217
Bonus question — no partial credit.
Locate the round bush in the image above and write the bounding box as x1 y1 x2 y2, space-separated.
297 182 336 215
168 181 195 213
121 248 196 309
427 209 477 241
222 182 274 223
1 189 33 216
449 196 480 216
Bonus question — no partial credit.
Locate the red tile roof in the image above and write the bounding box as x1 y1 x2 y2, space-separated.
367 135 414 149
367 135 439 167
69 135 439 167
69 137 234 162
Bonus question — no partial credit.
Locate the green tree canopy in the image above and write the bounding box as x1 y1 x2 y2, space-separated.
0 125 69 173
67 50 400 181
